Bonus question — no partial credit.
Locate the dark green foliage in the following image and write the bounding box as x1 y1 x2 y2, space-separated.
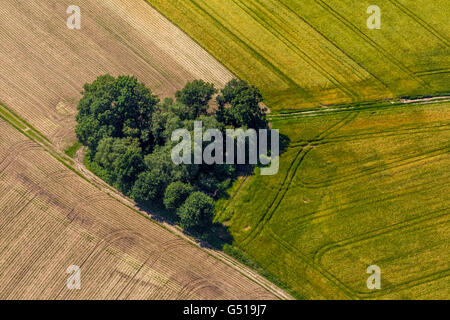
216 79 268 130
175 80 217 118
164 181 195 210
94 137 137 171
197 172 220 193
177 192 215 230
144 145 197 184
75 75 268 235
75 74 159 153
92 137 144 193
75 116 104 151
131 170 165 201
112 144 144 194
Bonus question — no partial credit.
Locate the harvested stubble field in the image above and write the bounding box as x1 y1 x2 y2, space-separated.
216 101 450 299
1 0 448 301
148 0 450 111
0 115 289 299
0 0 233 149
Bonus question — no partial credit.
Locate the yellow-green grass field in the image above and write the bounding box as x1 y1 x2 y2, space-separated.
216 101 450 299
147 0 449 111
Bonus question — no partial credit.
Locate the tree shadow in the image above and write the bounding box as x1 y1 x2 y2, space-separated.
135 199 233 250
135 200 178 226
184 222 233 250
279 133 290 154
133 133 290 252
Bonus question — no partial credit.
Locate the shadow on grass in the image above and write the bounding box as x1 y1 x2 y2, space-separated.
279 133 290 154
188 223 233 250
132 133 290 251
135 200 178 226
135 200 233 250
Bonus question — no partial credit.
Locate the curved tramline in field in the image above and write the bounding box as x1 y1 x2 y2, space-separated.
0 115 291 300
1 0 448 302
216 101 450 299
0 0 233 150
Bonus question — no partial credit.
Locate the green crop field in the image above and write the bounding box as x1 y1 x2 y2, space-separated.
147 0 449 112
215 100 450 299
146 0 450 299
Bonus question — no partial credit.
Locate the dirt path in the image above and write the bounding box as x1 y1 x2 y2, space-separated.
74 148 294 300
269 95 450 119
0 99 293 299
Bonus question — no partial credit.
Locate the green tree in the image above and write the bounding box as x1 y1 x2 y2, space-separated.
112 144 144 194
144 145 197 185
216 79 267 130
74 75 268 237
94 137 139 171
177 192 215 231
151 100 187 147
151 104 171 147
75 74 159 153
216 78 247 105
168 101 194 121
175 80 217 118
164 181 195 210
130 170 165 201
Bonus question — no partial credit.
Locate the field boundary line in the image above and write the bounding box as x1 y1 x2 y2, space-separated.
310 0 428 88
0 101 294 300
233 0 359 100
415 68 450 76
268 95 450 119
387 0 450 47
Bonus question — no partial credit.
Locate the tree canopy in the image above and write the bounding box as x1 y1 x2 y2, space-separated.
75 74 159 153
75 75 268 235
216 79 268 130
177 192 215 230
164 181 195 210
175 80 217 119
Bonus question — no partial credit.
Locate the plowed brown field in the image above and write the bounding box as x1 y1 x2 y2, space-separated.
0 116 289 299
0 0 233 149
0 0 292 300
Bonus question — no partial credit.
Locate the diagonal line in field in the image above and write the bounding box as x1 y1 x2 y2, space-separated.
387 0 450 48
276 0 392 93
241 112 358 246
188 0 318 104
309 0 429 88
232 0 359 100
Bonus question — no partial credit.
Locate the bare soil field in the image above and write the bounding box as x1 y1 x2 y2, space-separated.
0 116 289 299
0 0 233 149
